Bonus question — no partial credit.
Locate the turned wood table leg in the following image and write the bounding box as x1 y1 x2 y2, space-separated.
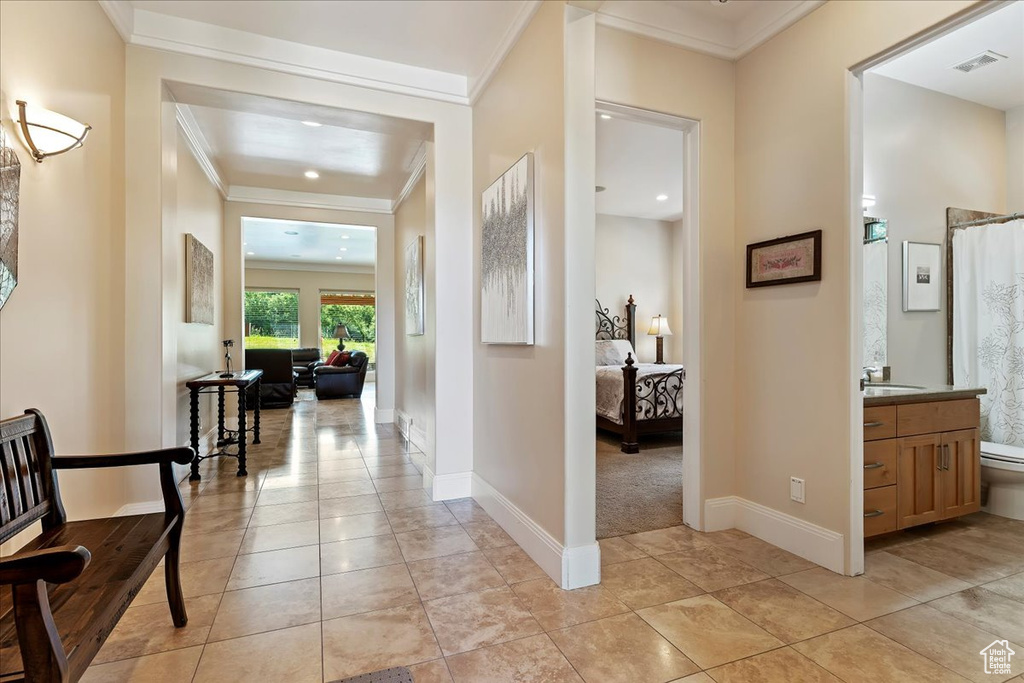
217 386 225 444
188 388 201 481
236 388 248 477
253 378 261 445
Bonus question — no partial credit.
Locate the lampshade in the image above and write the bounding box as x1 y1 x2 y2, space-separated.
16 101 90 162
647 315 673 337
334 324 350 339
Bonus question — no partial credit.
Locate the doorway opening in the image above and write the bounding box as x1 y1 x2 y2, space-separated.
592 102 702 540
848 0 1021 573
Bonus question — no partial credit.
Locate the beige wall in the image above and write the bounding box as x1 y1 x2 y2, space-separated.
394 175 436 465
474 0 567 541
174 132 225 447
865 73 1006 387
1009 106 1024 214
596 214 675 363
244 265 375 352
0 0 127 541
596 26 737 507
735 0 976 567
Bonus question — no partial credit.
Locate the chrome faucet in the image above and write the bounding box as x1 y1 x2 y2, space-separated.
862 366 891 384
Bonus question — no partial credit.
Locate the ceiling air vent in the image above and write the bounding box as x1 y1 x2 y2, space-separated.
950 51 1006 74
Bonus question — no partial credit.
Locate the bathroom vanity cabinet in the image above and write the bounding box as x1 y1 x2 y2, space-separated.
863 392 984 537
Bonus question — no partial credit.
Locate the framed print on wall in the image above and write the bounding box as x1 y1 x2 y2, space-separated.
185 233 214 324
902 241 941 311
405 235 425 336
746 229 822 288
481 152 534 344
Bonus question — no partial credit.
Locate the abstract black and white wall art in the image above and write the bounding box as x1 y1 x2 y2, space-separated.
0 129 21 311
405 235 424 336
185 233 215 324
481 153 534 344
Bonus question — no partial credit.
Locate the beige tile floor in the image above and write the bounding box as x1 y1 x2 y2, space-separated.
80 389 1024 683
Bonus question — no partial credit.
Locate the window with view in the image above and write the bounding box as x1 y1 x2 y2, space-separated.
244 289 300 349
320 292 376 371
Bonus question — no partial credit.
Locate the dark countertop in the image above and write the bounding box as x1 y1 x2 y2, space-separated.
863 384 987 407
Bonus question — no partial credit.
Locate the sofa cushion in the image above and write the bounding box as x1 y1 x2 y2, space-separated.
331 351 351 367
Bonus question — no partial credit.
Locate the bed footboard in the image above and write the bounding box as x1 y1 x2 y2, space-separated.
617 354 685 454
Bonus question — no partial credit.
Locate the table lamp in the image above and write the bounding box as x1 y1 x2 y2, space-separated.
647 315 672 364
334 324 351 352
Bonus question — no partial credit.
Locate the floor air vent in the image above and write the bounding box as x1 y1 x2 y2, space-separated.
951 51 1006 74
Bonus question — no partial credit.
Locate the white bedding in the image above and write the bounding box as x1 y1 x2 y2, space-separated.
596 362 685 424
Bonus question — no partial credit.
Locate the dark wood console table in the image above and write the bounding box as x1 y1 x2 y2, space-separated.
185 370 262 480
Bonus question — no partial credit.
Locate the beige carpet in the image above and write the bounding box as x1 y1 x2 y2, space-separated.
596 430 683 539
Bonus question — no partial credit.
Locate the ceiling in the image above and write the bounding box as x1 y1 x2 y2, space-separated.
593 0 825 60
103 1 823 106
243 217 376 269
597 113 684 221
168 82 431 205
873 2 1024 111
132 0 527 78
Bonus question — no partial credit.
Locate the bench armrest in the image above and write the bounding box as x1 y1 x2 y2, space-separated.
0 545 91 585
51 447 194 470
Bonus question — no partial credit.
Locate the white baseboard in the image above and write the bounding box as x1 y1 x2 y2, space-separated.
422 465 472 501
115 500 166 516
704 496 845 574
471 474 600 589
374 408 394 424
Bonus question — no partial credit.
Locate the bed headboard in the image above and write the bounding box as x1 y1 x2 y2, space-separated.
595 296 636 349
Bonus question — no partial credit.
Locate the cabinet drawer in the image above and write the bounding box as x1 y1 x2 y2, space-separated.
897 399 979 437
864 406 896 441
864 485 898 537
864 439 897 489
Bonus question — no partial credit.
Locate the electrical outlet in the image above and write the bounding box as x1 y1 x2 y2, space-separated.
790 477 806 504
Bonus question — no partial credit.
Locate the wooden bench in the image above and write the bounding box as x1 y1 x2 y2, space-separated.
0 410 194 683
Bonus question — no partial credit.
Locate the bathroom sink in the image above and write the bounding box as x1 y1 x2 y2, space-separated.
864 383 924 393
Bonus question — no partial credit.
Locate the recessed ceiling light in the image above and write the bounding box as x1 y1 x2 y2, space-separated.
656 194 669 201
335 256 344 260
340 235 350 240
339 247 347 252
599 114 612 120
284 230 299 235
301 120 322 127
304 170 319 179
246 252 255 256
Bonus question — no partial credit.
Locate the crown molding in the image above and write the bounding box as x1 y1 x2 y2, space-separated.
107 6 470 105
733 1 826 57
595 0 825 62
246 259 375 275
174 105 228 197
393 143 428 211
98 0 133 43
227 185 394 214
468 0 543 104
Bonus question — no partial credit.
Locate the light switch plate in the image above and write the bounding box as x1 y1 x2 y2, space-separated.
790 477 806 504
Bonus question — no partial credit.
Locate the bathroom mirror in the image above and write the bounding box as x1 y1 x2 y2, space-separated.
863 217 888 367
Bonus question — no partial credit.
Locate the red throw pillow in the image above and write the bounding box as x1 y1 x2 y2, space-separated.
325 350 340 366
332 351 352 367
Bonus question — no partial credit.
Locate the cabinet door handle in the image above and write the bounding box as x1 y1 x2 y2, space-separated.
944 444 951 471
864 422 885 428
864 509 885 518
864 462 885 470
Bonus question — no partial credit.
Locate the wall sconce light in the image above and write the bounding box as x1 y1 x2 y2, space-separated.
15 100 91 162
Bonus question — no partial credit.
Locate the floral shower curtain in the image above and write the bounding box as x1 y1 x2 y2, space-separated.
952 219 1024 447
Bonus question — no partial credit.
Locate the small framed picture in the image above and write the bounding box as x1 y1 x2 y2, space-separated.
902 241 941 311
746 229 822 288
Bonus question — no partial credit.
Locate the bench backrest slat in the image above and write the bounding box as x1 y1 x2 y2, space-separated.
0 412 60 544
